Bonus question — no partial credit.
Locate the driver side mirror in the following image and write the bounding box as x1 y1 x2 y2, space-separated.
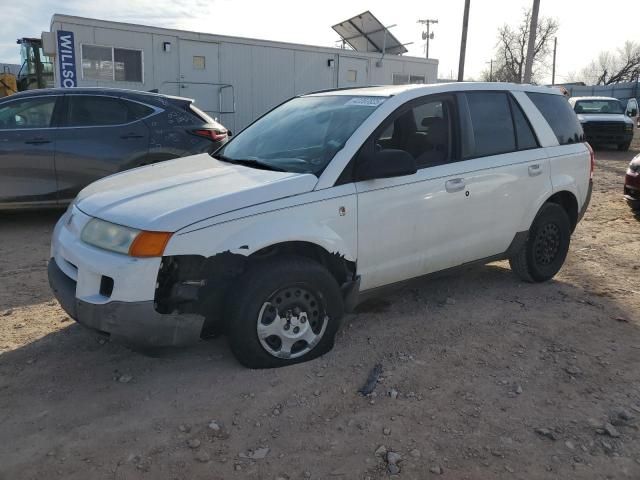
628 109 638 117
356 149 417 181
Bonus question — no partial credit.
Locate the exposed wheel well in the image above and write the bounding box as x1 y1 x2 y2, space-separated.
153 242 356 336
250 241 355 286
546 191 578 232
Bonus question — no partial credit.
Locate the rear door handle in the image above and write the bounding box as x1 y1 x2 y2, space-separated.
528 164 542 177
120 133 144 139
24 138 51 145
445 178 465 193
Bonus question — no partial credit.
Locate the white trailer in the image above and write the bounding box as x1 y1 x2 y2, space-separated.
43 14 438 132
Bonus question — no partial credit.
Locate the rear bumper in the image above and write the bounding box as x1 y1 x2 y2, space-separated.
48 258 204 347
578 179 593 223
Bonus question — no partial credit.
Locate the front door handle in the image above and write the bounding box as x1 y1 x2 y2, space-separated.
25 138 51 145
120 133 144 139
445 178 466 193
528 164 542 177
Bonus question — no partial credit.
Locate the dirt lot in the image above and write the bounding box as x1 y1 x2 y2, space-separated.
1 142 640 480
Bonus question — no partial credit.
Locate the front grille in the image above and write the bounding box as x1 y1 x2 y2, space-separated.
583 122 627 135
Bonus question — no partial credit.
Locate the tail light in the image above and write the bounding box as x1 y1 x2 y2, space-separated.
191 129 228 142
586 142 595 179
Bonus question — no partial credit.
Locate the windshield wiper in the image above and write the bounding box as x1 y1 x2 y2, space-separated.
233 159 287 172
212 153 287 172
211 153 234 162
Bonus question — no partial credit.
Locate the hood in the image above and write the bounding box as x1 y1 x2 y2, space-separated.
76 154 318 232
577 113 633 124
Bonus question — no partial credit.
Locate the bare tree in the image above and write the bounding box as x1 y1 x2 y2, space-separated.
580 41 640 85
484 9 558 83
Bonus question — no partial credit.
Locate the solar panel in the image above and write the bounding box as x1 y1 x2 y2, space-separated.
332 11 408 55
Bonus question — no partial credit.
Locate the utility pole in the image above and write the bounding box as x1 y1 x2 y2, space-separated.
486 59 493 82
457 0 471 82
551 37 557 85
522 0 540 83
417 18 438 59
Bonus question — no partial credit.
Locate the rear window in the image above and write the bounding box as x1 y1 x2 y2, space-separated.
527 92 584 145
125 100 154 121
189 104 217 125
465 91 516 157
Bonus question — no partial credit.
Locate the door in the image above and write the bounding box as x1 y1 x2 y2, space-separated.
355 94 473 290
456 91 551 259
54 95 150 201
178 40 220 117
338 56 368 88
0 95 59 206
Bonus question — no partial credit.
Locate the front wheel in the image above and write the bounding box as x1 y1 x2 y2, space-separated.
227 256 344 368
509 203 571 283
618 142 631 151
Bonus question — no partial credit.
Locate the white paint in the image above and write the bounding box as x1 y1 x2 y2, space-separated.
51 82 591 309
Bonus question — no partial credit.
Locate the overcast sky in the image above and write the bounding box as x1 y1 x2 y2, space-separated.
1 0 638 83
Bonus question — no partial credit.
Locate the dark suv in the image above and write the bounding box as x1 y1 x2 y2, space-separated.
0 88 228 209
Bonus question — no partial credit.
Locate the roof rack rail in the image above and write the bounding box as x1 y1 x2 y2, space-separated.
304 85 385 95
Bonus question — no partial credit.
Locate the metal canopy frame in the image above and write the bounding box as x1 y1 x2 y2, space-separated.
332 11 408 55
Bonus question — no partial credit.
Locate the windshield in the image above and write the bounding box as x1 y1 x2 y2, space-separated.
215 95 386 175
574 99 624 115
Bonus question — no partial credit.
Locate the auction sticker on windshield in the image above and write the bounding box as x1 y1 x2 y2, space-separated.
344 97 387 107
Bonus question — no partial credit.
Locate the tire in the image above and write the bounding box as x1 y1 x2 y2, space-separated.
509 203 571 283
618 142 631 151
227 256 344 369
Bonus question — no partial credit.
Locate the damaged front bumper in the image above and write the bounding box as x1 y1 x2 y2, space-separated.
48 258 204 347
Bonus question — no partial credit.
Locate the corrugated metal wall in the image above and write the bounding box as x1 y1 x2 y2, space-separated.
566 81 640 103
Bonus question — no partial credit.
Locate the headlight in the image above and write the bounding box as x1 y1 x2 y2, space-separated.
81 218 141 255
625 123 633 131
81 219 172 257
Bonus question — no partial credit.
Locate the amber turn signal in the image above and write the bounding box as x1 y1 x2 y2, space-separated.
128 231 172 257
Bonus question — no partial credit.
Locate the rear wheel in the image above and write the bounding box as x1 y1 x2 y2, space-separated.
227 256 343 368
509 203 571 283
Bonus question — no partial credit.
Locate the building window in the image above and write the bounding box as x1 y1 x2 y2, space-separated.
114 49 142 82
392 73 409 85
393 73 425 85
82 45 113 81
82 45 143 83
346 69 357 82
193 56 206 70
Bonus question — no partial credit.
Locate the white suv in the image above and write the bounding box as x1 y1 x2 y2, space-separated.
49 83 593 368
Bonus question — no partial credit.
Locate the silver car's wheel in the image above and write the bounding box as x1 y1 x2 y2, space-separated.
257 285 328 359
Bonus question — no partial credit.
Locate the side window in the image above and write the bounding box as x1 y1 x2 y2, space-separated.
509 95 538 150
465 92 515 157
66 96 129 127
0 97 56 129
374 97 452 168
526 92 584 145
124 100 154 121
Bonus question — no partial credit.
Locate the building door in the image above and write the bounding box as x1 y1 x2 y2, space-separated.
178 40 220 118
338 56 368 88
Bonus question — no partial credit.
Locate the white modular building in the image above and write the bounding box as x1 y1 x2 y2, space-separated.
43 14 438 132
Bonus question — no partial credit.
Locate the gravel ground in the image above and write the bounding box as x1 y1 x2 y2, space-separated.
1 140 639 480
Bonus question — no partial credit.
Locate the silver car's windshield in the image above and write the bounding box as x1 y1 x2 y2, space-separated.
215 95 386 175
574 99 624 115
